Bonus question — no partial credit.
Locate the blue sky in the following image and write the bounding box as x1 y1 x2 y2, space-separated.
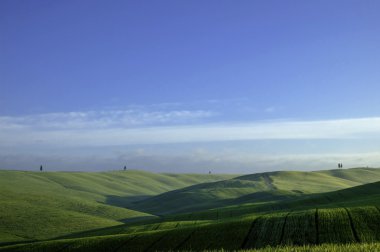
1 1 380 173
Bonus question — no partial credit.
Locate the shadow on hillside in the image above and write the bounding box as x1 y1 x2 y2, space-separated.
105 194 169 217
105 181 380 218
105 195 152 208
56 215 162 240
105 190 304 217
55 182 380 242
0 239 39 248
118 215 158 223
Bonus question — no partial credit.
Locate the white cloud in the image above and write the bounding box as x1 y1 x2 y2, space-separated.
1 113 380 147
2 109 380 172
0 109 216 130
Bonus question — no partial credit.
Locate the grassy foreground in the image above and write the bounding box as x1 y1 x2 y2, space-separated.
230 243 380 251
1 205 379 251
2 242 379 252
2 243 380 252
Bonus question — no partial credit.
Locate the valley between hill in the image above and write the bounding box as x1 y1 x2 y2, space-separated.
0 167 379 251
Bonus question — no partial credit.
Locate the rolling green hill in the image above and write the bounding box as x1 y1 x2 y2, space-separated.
161 180 380 223
0 167 379 251
49 179 380 241
0 170 234 243
130 168 380 215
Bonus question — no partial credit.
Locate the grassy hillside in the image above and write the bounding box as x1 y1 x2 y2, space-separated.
0 170 234 243
0 167 378 249
50 180 380 240
131 168 380 215
162 180 380 222
2 241 379 252
1 205 379 251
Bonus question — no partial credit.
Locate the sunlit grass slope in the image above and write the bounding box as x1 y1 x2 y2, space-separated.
0 170 234 243
132 168 380 215
163 180 380 222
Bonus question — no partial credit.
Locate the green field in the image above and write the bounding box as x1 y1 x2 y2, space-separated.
1 205 379 251
0 167 379 251
131 168 380 215
0 170 234 243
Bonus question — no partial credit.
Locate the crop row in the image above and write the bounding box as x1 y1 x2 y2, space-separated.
1 206 379 252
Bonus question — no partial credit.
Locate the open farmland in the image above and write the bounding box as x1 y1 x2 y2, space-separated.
0 168 379 251
1 205 379 251
0 170 234 244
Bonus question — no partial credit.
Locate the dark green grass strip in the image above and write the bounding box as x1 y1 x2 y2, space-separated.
56 242 74 252
325 195 333 202
0 238 38 248
279 212 291 244
241 218 260 249
143 234 167 252
173 230 196 250
174 222 179 228
375 206 380 214
153 223 161 230
345 208 360 242
315 208 319 245
113 235 136 252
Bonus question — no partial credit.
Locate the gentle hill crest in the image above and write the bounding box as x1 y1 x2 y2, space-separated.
0 169 234 243
130 167 380 215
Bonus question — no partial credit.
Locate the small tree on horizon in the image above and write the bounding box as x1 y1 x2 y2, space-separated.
124 166 127 171
40 165 43 172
